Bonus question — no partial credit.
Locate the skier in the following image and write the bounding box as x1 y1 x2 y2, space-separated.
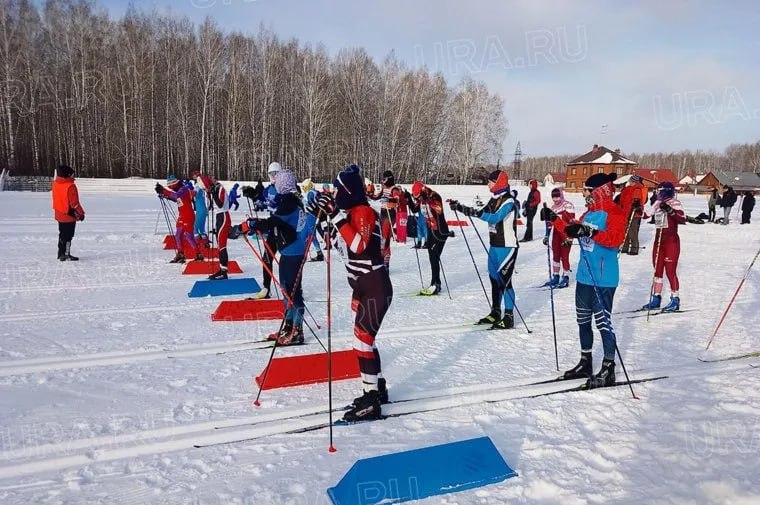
251 162 283 298
395 185 409 244
549 172 626 388
301 178 324 261
369 170 402 268
541 187 575 288
156 175 201 263
641 182 687 312
52 164 85 261
310 164 393 421
228 183 241 211
192 175 209 247
234 169 312 345
198 175 231 280
449 170 519 329
520 179 541 242
410 181 449 295
741 191 755 224
619 174 646 255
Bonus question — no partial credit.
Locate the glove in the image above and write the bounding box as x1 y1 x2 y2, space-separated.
242 185 260 201
561 238 574 247
448 200 479 217
154 183 164 195
315 193 338 218
78 213 85 222
632 198 642 210
228 224 242 240
660 202 674 214
543 209 558 222
305 197 320 217
542 236 549 246
522 208 527 217
564 223 595 238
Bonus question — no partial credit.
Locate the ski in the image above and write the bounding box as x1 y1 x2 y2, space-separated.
698 351 760 363
518 376 668 400
623 308 698 319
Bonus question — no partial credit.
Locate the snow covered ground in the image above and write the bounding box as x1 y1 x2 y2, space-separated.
0 185 758 505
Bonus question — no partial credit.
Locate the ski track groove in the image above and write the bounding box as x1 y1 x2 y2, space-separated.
0 357 755 481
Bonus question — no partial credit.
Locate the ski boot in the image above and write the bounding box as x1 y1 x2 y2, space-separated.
641 294 661 310
586 359 616 389
477 309 501 325
310 250 324 262
562 352 593 380
267 321 292 342
557 275 570 289
352 378 389 406
208 268 228 281
194 252 204 261
543 274 560 288
169 252 186 264
277 323 304 346
343 390 382 422
250 287 271 300
419 284 441 296
661 295 680 313
490 310 514 330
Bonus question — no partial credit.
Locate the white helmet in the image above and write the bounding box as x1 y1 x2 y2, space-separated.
268 162 282 175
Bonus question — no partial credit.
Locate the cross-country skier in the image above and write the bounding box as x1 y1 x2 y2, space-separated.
520 179 541 242
233 169 313 345
549 172 626 388
449 170 519 329
369 170 403 268
301 178 324 261
619 174 646 255
228 183 241 211
250 162 283 298
52 164 85 261
410 181 449 295
198 175 231 280
640 182 686 312
156 175 201 263
309 164 393 421
540 187 575 288
192 175 209 247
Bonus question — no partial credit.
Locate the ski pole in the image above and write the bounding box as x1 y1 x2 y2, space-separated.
543 204 559 371
646 226 664 323
326 215 336 453
438 255 452 300
619 204 637 258
159 197 176 251
413 246 424 290
452 207 491 307
254 210 325 406
704 244 760 351
467 215 532 334
576 241 638 399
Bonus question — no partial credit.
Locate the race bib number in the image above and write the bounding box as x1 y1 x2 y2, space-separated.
579 236 595 252
654 211 668 229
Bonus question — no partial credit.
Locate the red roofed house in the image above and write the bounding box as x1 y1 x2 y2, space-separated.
565 145 637 191
632 168 679 189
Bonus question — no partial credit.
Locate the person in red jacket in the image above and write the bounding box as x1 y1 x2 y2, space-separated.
198 174 232 280
155 175 201 263
619 174 646 255
521 179 541 242
51 164 85 261
410 181 449 295
641 182 687 312
541 187 575 288
311 164 393 422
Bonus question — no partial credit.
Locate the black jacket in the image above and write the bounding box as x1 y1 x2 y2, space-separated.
721 189 737 207
742 194 755 212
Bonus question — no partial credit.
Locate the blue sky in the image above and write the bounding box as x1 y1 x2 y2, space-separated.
106 0 760 157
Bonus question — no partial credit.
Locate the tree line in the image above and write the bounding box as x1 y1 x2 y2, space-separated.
0 0 506 184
